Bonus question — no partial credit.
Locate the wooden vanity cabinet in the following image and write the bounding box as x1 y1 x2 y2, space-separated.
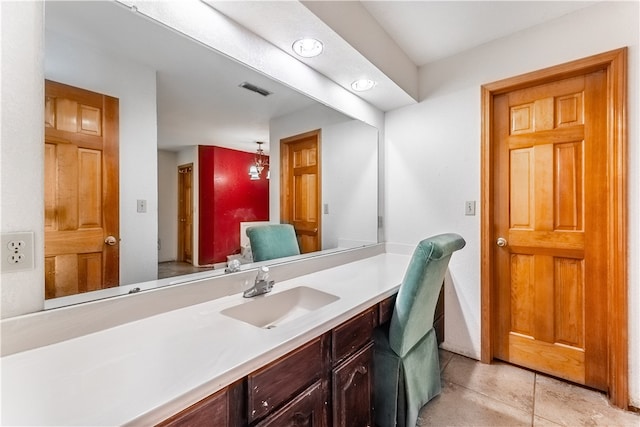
158 299 393 427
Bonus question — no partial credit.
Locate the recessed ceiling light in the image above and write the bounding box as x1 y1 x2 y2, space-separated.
351 79 376 92
292 38 324 58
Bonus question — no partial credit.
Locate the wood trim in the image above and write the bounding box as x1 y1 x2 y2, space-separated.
102 93 119 287
480 48 628 408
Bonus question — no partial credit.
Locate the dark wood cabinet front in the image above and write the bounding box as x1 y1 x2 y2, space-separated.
331 342 374 427
255 381 327 427
156 387 229 427
248 336 327 423
158 296 397 427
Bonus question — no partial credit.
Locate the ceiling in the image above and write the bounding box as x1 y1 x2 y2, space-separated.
210 0 597 111
360 1 598 67
45 1 598 152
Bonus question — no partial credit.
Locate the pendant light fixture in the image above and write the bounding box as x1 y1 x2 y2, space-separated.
249 141 269 180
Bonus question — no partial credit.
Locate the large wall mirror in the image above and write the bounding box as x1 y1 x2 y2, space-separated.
43 1 379 309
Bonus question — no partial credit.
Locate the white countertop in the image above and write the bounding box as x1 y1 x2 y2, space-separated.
1 252 410 426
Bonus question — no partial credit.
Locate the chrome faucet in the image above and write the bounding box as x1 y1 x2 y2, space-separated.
243 266 275 298
225 259 241 273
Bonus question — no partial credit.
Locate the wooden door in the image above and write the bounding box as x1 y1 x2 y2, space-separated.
44 80 119 299
280 130 321 254
332 342 373 427
178 164 193 263
492 72 610 389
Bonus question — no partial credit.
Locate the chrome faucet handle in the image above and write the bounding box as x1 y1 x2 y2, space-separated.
225 259 241 273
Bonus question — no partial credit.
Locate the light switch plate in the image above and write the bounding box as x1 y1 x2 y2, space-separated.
465 201 476 216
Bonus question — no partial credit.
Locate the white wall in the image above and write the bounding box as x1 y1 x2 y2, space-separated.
45 30 159 286
322 120 379 248
269 104 379 249
158 150 178 262
384 1 639 405
0 2 45 318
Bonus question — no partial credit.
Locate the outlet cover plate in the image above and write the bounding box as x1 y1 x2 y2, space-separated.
1 232 35 272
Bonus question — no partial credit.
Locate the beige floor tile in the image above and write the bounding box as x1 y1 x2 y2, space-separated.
534 374 640 427
439 348 455 373
442 354 536 413
417 380 533 426
533 415 563 426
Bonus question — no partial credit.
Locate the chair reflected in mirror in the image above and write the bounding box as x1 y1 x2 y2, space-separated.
374 233 466 427
246 224 301 262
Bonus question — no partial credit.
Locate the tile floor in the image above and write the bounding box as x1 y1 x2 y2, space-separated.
157 261 215 279
417 350 640 426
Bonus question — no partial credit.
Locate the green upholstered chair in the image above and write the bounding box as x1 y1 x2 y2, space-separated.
374 233 466 427
246 224 301 262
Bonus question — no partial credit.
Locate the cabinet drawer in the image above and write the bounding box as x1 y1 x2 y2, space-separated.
378 294 397 325
157 387 228 427
255 380 327 427
332 307 376 363
248 336 325 423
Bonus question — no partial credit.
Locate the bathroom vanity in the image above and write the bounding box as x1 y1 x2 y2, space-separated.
1 249 412 426
159 297 396 427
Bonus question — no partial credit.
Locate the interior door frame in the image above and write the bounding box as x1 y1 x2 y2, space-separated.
480 48 628 408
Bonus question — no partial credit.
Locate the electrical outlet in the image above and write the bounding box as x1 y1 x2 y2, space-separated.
1 232 35 272
137 199 147 213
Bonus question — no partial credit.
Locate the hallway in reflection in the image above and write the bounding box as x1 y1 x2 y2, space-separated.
158 261 215 280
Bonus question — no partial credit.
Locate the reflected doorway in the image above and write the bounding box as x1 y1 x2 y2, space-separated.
177 163 193 264
44 80 120 299
280 130 321 253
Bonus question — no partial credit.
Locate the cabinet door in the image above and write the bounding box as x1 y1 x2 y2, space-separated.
332 341 374 427
255 381 327 427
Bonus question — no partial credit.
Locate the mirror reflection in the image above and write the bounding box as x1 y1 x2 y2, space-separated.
43 1 378 308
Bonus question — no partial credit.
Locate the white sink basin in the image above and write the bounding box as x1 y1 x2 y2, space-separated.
220 286 339 329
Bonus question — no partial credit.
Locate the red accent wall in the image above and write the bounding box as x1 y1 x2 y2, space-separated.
199 146 269 264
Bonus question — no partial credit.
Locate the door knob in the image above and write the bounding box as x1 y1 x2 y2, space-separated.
496 237 507 247
104 235 118 246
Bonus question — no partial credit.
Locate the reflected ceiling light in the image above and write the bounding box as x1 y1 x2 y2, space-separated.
248 141 269 180
351 79 376 92
292 38 324 58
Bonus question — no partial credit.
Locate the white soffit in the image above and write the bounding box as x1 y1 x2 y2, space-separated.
205 0 419 112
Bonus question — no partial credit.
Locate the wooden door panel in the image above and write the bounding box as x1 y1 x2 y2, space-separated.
494 72 607 389
554 257 584 347
78 148 103 227
44 80 119 299
281 130 321 254
555 142 583 230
